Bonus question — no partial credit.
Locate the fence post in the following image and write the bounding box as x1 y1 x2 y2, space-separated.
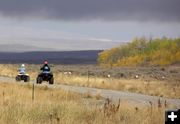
32 83 35 101
87 70 89 83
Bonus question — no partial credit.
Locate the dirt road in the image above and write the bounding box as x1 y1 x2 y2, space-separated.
0 76 180 107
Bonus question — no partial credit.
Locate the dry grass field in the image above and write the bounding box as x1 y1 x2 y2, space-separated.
0 82 175 124
0 64 179 99
55 75 180 99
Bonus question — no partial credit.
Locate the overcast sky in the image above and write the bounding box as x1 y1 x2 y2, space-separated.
0 0 180 50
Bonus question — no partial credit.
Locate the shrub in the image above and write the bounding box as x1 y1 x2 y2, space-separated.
98 37 180 66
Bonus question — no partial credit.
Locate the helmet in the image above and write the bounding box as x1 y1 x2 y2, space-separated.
21 64 25 67
44 61 48 64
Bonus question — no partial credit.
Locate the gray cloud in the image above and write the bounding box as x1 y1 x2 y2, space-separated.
0 0 180 22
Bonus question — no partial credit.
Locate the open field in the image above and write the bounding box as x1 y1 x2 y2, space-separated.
0 64 180 99
0 82 176 124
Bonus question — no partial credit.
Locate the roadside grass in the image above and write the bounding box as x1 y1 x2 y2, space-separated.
0 82 176 124
55 73 180 99
0 64 179 99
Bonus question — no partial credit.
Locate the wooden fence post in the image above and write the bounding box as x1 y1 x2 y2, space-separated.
87 70 89 83
32 83 35 101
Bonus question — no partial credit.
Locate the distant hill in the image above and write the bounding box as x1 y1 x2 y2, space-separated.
0 44 57 52
0 39 124 51
0 50 102 64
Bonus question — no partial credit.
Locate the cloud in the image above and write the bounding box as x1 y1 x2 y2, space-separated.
0 0 179 22
89 38 112 42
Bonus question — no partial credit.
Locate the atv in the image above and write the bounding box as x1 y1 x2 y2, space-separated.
16 73 30 82
36 71 54 84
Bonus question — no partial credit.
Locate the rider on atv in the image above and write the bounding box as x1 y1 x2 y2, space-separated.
37 60 54 84
18 64 26 74
16 64 30 82
40 60 50 72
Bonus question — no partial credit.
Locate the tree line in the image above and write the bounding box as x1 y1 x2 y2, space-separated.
98 37 180 67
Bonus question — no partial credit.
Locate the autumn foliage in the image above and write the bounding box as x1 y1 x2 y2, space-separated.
98 37 180 67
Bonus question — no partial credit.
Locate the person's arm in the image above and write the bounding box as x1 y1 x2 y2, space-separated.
48 65 51 71
24 68 26 72
40 66 44 70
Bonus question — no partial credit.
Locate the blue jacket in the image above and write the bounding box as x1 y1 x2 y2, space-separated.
40 64 50 72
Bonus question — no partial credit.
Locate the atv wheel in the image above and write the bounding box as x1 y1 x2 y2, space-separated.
16 76 21 81
49 77 54 85
37 76 42 84
24 76 30 82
